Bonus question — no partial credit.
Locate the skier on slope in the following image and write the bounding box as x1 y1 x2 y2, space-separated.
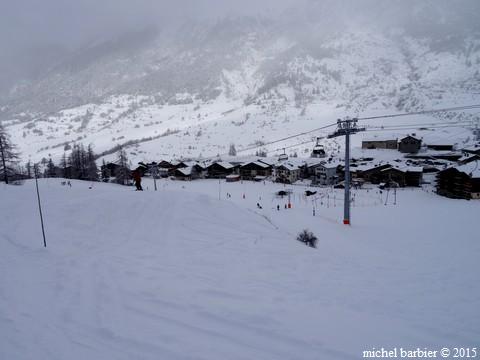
132 170 143 191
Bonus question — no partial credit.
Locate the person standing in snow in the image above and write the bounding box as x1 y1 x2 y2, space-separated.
132 170 143 191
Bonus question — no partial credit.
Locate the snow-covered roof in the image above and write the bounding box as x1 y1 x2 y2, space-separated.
384 165 423 173
425 141 454 146
242 161 271 169
209 161 234 169
176 167 192 176
462 145 480 153
454 161 480 179
276 162 300 171
257 158 276 166
352 163 385 172
362 136 397 142
303 158 324 167
400 135 421 141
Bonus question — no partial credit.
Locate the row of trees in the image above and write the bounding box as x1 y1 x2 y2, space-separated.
60 144 99 181
1 123 132 185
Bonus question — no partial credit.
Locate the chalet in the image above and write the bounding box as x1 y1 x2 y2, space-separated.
398 135 422 153
207 161 235 178
191 163 207 179
153 160 174 177
379 166 423 187
352 162 422 187
426 143 454 151
462 145 480 156
313 162 340 185
436 160 480 199
361 139 398 150
135 162 149 176
403 167 423 187
274 162 301 184
101 162 127 178
458 154 480 165
158 160 174 168
431 152 463 162
172 161 189 169
405 151 463 162
302 159 325 179
240 161 272 180
173 167 193 181
354 164 391 183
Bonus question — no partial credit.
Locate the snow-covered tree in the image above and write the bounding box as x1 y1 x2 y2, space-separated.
25 160 32 179
101 159 109 182
115 147 131 186
59 153 68 178
66 143 99 181
86 145 99 181
46 158 56 178
0 124 20 184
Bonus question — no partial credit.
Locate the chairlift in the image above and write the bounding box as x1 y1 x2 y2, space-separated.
311 137 326 158
278 148 288 161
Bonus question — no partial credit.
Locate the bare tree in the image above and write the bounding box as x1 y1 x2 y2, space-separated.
0 124 20 184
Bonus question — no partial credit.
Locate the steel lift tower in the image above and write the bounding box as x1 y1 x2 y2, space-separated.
328 118 365 225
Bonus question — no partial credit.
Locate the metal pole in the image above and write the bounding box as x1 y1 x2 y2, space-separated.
328 118 364 225
0 135 8 184
344 128 351 225
34 170 47 248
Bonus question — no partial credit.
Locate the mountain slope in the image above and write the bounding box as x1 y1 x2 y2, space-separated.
2 3 480 161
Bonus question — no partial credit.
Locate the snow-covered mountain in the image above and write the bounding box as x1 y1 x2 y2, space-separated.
2 0 480 162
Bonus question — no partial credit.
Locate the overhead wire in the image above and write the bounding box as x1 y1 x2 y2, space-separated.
197 104 480 162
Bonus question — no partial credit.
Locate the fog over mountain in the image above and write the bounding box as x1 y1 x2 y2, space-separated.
0 0 295 92
1 0 479 160
2 0 478 94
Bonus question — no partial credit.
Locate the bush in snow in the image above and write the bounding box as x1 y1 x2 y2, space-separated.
296 229 318 248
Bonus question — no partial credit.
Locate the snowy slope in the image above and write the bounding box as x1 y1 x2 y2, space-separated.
1 179 479 359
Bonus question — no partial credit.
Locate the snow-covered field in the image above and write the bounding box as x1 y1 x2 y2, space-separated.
1 179 479 360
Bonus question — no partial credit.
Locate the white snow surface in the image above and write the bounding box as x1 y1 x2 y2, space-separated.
1 179 479 359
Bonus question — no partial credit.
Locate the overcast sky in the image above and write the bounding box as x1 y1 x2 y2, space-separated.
0 0 298 53
1 0 479 92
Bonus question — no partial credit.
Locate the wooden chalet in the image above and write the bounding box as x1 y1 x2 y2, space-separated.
361 139 398 150
157 160 174 168
274 162 301 184
436 160 480 199
462 145 480 156
207 161 235 178
313 162 341 185
101 162 128 178
355 163 422 187
398 135 422 153
173 167 193 181
426 143 454 151
240 161 272 180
